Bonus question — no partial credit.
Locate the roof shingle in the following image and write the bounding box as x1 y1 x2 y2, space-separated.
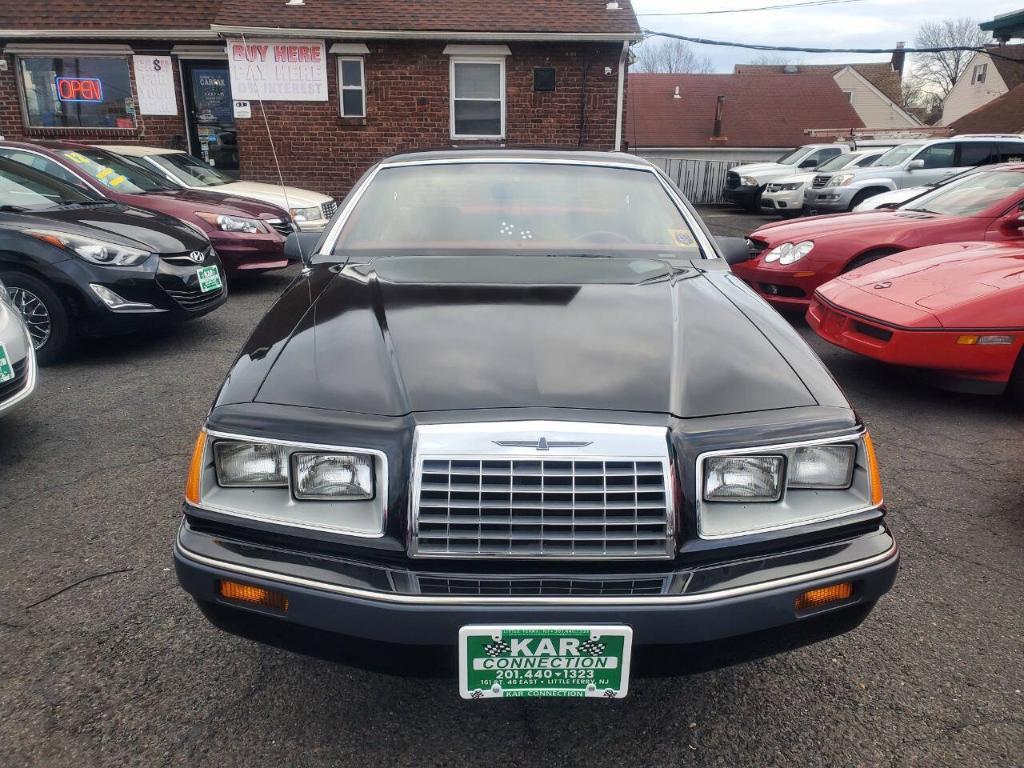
949 82 1024 134
986 44 1024 91
733 62 903 106
625 73 864 149
0 0 219 30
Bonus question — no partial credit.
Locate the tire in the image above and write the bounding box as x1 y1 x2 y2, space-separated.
1008 350 1024 405
849 188 886 211
844 249 900 274
745 188 764 212
0 271 73 365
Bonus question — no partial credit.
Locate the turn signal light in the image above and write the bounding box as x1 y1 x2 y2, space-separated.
957 335 1014 346
185 429 207 505
219 580 289 612
863 432 884 506
795 582 853 611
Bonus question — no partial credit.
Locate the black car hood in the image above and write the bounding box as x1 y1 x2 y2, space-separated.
252 255 821 419
1 204 207 253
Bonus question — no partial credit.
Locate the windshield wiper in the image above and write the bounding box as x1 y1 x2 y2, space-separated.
55 200 112 208
0 204 28 212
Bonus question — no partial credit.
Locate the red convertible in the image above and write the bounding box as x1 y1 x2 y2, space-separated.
807 241 1024 399
736 164 1024 311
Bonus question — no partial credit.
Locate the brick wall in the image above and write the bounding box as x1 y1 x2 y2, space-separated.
0 39 626 199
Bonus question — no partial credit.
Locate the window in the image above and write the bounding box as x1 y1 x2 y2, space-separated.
958 142 997 167
147 152 233 187
971 63 987 85
0 148 83 187
18 56 134 129
905 169 1024 217
450 58 505 139
338 57 366 118
842 89 854 103
57 148 175 192
998 142 1024 163
0 156 104 210
915 143 956 169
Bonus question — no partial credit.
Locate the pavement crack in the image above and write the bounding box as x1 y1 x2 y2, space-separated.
22 567 133 610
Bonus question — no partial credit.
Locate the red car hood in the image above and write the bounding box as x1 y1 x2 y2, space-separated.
139 188 288 219
751 210 948 245
818 242 1024 329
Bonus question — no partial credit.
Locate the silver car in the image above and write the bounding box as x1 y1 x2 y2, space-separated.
0 276 37 417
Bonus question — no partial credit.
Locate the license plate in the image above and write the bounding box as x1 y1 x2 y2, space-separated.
0 343 13 384
196 265 222 293
459 625 632 700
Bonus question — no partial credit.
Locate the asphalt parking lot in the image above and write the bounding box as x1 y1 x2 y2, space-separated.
1 207 1021 768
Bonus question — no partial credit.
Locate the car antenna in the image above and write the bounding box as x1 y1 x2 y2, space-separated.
239 32 307 269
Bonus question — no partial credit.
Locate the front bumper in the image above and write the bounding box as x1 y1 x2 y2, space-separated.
731 258 838 311
175 518 898 657
208 232 291 273
803 186 856 213
0 342 37 418
761 188 805 214
723 185 760 207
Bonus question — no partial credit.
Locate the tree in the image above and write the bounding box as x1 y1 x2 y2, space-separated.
911 17 990 99
745 53 802 67
632 38 714 74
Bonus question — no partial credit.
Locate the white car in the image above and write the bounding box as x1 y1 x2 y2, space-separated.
95 145 337 232
724 144 850 210
0 277 37 418
851 185 930 211
761 148 890 217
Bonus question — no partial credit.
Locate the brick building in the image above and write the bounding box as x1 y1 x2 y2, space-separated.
0 1 640 198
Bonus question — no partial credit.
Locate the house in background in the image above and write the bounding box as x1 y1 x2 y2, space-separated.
734 47 920 129
625 73 862 202
949 82 1024 134
941 45 1024 126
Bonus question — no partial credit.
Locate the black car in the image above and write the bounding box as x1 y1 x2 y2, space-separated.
0 157 227 364
175 150 898 698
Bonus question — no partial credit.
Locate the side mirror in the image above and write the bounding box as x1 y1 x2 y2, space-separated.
907 159 925 171
716 236 753 266
284 231 322 266
799 158 819 169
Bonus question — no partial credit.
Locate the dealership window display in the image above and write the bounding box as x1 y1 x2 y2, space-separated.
18 56 135 129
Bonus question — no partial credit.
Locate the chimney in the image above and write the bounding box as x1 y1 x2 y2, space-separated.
712 95 726 139
891 41 906 74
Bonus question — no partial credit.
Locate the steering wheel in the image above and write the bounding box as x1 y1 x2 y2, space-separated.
573 230 633 245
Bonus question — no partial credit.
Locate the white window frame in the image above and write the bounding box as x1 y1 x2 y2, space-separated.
337 56 367 118
971 63 987 85
842 89 854 104
449 56 506 140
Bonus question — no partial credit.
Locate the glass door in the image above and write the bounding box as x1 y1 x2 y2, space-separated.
181 61 239 176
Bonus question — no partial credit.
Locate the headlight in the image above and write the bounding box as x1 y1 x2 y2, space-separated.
704 455 783 502
763 243 791 263
290 206 323 223
779 240 814 265
698 433 883 539
196 212 266 234
28 230 151 266
782 182 802 191
740 176 758 186
214 441 288 487
829 173 856 187
293 453 374 500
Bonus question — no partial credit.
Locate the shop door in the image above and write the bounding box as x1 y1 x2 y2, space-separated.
181 61 239 176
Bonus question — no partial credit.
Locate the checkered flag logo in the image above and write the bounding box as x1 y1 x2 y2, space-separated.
580 639 606 656
484 640 511 657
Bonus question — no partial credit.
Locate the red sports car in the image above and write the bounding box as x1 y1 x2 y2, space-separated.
807 241 1024 398
736 164 1024 311
0 140 296 275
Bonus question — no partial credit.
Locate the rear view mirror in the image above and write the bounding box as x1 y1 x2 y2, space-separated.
716 236 753 266
907 159 925 171
284 232 322 266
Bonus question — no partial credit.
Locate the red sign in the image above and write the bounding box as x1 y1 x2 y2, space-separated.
55 77 104 102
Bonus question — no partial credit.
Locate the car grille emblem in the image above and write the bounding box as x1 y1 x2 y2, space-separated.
188 251 205 264
492 438 593 451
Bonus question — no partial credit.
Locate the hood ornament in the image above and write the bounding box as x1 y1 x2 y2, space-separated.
493 438 593 451
188 250 205 264
873 281 892 290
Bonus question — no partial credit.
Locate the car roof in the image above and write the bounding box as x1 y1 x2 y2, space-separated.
379 148 657 168
92 145 178 157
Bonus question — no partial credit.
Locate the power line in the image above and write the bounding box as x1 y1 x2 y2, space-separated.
637 0 865 17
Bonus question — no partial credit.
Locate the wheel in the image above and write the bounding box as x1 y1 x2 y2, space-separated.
849 189 883 211
1008 349 1024 405
843 249 900 274
745 188 764 212
1 272 73 365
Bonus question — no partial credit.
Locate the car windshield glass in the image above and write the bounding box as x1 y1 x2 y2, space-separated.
904 170 1024 216
818 153 859 172
875 144 923 167
150 153 232 187
775 148 804 165
335 163 704 256
58 149 173 193
0 156 103 209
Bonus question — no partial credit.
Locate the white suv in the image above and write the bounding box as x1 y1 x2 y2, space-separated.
760 148 890 217
803 135 1024 213
724 144 848 211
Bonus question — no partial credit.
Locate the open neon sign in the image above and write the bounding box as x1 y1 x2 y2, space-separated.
55 77 104 102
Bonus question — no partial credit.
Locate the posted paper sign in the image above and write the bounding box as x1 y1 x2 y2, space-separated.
227 39 328 101
132 56 178 115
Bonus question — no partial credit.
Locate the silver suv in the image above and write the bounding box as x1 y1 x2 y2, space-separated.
803 135 1024 213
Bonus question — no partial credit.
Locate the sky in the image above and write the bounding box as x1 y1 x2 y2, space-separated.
631 0 1021 73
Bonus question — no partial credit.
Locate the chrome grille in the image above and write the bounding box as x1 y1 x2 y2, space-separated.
415 575 669 597
812 174 831 188
266 218 293 237
320 200 338 219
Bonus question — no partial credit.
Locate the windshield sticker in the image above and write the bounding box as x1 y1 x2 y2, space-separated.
64 151 90 165
108 175 126 186
669 229 695 247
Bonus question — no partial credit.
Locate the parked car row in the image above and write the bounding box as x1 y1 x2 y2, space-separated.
734 163 1024 399
0 141 336 375
725 134 1024 217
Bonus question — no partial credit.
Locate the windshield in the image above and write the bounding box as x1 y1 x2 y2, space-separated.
775 147 806 165
58 148 174 193
905 169 1024 217
150 152 232 187
335 163 703 256
874 143 923 167
818 153 861 172
0 157 103 210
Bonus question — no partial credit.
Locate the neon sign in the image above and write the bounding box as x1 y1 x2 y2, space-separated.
55 77 104 103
